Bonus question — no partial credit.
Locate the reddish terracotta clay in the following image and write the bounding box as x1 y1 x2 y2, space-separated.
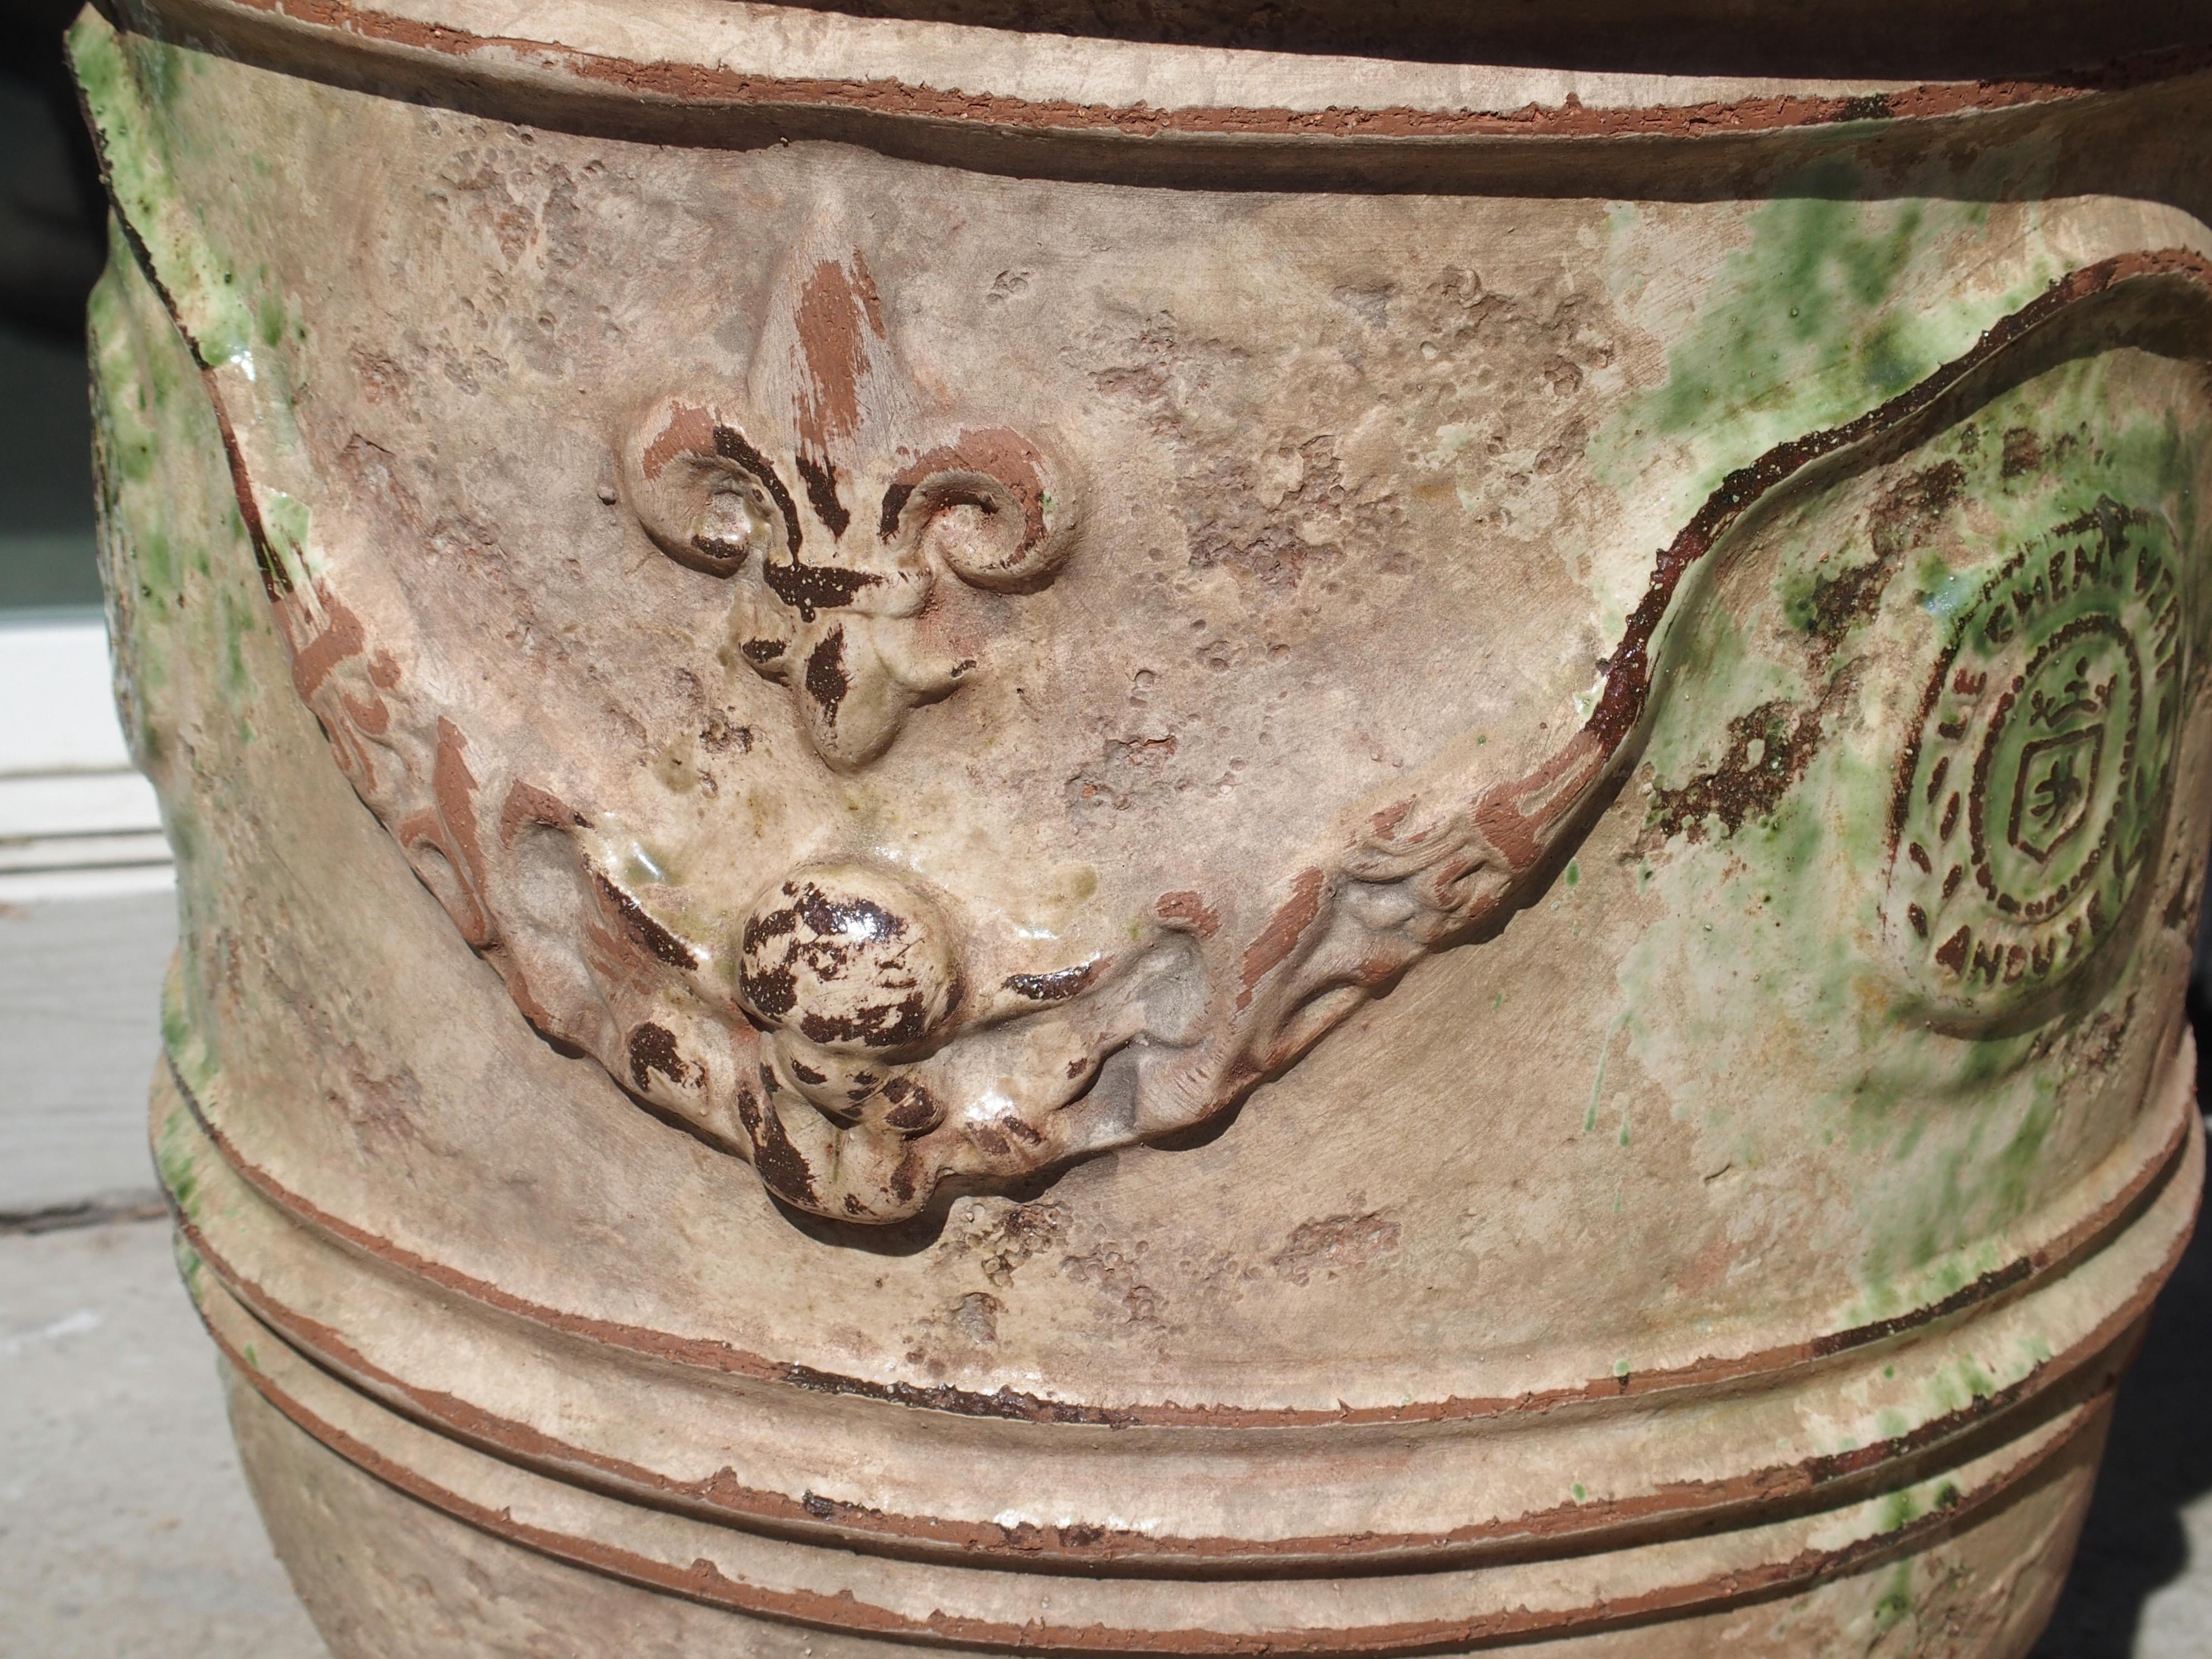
72 0 2212 1650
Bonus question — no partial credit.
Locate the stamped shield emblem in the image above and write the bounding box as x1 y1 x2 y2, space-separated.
1887 496 2182 1024
2006 692 2105 864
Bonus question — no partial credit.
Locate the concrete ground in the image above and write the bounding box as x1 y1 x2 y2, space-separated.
0 891 176 1216
0 1219 326 1658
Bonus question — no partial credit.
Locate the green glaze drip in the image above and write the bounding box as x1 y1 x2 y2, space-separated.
1585 1011 1628 1133
172 1235 204 1297
1639 185 1929 432
153 1094 200 1222
1872 1563 1914 1631
1619 338 2207 1333
262 491 317 588
1592 161 2064 535
67 12 257 372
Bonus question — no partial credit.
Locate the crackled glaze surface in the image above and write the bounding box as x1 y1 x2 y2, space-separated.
74 0 2212 1651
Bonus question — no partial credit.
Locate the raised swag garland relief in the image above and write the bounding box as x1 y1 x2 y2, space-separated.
188 235 2201 1225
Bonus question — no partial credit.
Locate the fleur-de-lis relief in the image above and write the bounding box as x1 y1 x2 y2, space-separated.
617 246 1080 770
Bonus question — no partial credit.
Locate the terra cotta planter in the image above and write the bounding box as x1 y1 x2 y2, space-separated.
71 0 2212 1652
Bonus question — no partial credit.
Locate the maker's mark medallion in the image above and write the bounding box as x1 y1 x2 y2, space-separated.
1886 495 2181 1025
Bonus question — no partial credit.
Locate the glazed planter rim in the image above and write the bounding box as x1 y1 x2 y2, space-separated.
105 0 2212 179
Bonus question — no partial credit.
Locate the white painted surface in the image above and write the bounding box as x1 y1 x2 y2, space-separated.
0 612 176 1210
0 831 173 877
0 865 174 904
0 613 135 775
0 612 172 904
0 769 164 837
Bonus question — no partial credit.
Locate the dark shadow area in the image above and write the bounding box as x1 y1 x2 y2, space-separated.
1 1 102 341
2031 913 2212 1656
756 0 2212 81
1 1 104 612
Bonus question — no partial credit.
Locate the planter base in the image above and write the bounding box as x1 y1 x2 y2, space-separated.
226 1357 2106 1658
